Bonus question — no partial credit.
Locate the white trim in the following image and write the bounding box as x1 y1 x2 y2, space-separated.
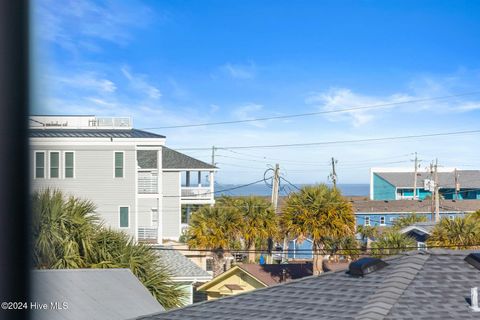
48 150 61 179
178 171 182 237
163 168 218 172
134 149 138 242
151 208 158 227
400 225 431 235
113 151 125 179
33 150 46 179
118 206 130 229
63 151 75 179
380 216 386 226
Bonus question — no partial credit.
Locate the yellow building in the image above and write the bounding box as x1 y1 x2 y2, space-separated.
198 263 313 300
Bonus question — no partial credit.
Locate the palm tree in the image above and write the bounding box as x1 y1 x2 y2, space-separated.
371 230 416 257
32 189 185 309
187 205 242 276
280 184 356 275
357 225 378 251
392 213 427 230
427 216 480 249
235 196 278 263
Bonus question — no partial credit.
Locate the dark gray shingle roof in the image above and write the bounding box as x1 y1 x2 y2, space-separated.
155 246 212 279
32 268 163 320
136 250 480 320
30 128 165 138
375 171 480 189
162 147 216 170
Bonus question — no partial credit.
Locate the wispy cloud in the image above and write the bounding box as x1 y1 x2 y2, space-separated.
121 66 162 99
48 72 117 94
220 62 256 79
232 103 265 127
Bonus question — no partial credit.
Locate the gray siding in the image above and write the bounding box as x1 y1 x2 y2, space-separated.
138 198 159 227
31 144 137 239
162 171 181 239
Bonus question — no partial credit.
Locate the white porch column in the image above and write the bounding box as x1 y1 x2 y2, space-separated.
209 171 215 202
157 149 163 245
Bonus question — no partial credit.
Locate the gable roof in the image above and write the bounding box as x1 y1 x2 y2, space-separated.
375 170 480 189
136 250 480 320
154 246 212 280
162 147 217 170
238 263 313 286
30 128 165 139
32 268 163 320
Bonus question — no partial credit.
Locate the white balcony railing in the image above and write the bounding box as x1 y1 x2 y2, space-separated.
181 187 212 199
138 170 158 194
138 227 158 242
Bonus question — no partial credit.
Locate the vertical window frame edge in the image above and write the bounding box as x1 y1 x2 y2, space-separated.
119 205 130 229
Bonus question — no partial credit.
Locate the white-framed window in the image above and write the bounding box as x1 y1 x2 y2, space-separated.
151 208 158 226
119 206 130 228
206 258 213 272
49 151 60 178
448 215 455 220
380 216 386 226
34 151 45 179
114 152 124 178
364 216 370 226
64 151 75 178
417 242 427 250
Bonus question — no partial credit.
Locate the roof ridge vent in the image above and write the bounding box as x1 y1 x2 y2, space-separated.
465 253 480 270
348 257 388 277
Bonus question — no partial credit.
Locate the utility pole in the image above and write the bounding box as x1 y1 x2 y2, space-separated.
211 145 216 166
413 152 418 200
329 157 338 189
434 159 440 222
270 164 280 264
429 162 435 221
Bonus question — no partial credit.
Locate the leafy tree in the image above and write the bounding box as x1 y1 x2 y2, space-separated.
187 205 242 276
32 189 185 309
427 215 480 249
280 184 355 275
392 213 428 230
357 225 379 251
371 230 416 257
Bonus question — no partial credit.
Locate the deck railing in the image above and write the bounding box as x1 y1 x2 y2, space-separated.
138 227 158 242
138 170 158 194
181 187 212 199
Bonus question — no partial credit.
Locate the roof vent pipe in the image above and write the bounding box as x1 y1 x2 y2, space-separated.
471 287 480 312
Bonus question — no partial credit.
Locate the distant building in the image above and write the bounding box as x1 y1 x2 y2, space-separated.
31 269 163 320
370 167 480 201
353 199 480 226
399 222 436 249
30 115 217 244
197 263 313 300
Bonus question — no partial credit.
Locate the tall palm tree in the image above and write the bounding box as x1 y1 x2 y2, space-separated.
357 225 378 251
371 230 416 257
235 196 278 263
427 216 480 249
280 184 355 275
32 189 185 309
187 205 242 276
392 213 427 230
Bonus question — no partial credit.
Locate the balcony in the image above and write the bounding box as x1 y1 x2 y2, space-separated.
181 187 214 203
138 227 158 243
138 170 158 194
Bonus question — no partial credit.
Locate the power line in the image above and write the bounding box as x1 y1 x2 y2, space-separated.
174 129 480 151
141 91 480 130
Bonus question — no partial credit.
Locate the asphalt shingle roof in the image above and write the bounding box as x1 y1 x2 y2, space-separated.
162 147 216 170
154 246 212 279
375 171 480 189
32 268 163 320
30 128 166 138
353 200 480 213
136 250 480 320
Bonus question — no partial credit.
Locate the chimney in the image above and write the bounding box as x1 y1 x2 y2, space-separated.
471 287 480 312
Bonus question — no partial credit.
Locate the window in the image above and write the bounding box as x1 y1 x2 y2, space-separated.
151 208 158 226
64 152 74 178
364 216 370 226
119 207 129 228
390 217 397 222
380 216 386 226
417 242 427 250
206 258 213 272
49 152 60 178
114 152 124 178
448 215 455 220
35 152 45 178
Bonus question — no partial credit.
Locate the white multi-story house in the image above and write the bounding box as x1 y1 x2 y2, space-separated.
30 115 217 244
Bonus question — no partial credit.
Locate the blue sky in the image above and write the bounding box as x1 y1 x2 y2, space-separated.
32 0 480 184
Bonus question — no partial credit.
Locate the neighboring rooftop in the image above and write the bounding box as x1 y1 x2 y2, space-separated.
353 199 480 213
238 263 314 286
162 147 217 170
136 250 480 320
31 268 163 320
154 246 212 280
375 170 480 189
30 128 165 139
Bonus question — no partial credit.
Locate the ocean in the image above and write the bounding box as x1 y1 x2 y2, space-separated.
216 183 369 197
